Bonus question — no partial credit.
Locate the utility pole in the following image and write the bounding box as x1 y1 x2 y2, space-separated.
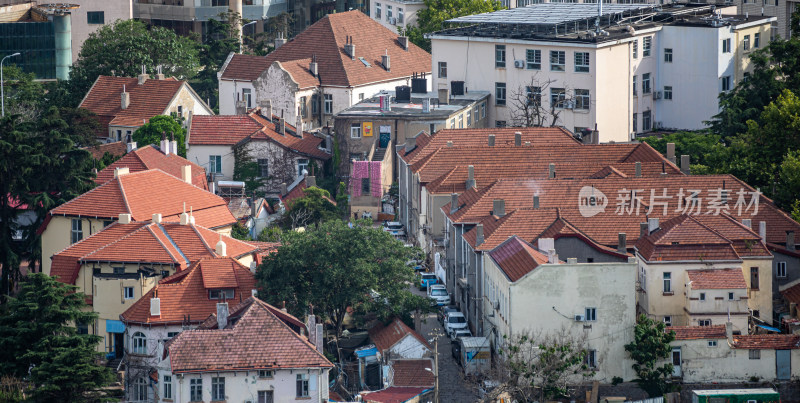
428 329 445 403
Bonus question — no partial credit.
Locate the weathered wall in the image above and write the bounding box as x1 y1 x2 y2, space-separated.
554 237 628 264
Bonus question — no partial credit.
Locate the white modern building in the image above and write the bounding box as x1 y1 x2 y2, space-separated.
371 0 425 32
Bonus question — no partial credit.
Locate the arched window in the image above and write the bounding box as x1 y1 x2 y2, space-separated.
131 376 148 401
132 332 147 355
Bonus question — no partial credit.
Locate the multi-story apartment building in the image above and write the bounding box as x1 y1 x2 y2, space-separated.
134 0 285 39
735 0 799 40
428 3 774 141
371 0 425 32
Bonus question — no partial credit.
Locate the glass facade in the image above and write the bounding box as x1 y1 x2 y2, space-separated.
0 21 56 79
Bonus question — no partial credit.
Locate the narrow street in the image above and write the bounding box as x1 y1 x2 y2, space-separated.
412 286 481 403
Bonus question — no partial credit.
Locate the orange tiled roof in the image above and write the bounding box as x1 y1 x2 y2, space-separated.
167 297 332 372
781 281 800 305
362 387 429 403
84 141 127 160
48 169 235 229
220 11 431 88
79 75 185 129
391 359 435 388
686 269 747 289
669 325 727 340
732 334 800 349
95 145 208 190
488 236 551 282
369 318 431 353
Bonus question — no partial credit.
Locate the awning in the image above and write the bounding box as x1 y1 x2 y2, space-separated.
756 323 781 332
106 320 125 333
355 347 378 358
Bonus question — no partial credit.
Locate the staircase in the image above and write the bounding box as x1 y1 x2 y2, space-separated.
372 147 386 161
106 357 122 371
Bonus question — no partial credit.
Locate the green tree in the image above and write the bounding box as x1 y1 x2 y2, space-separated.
192 11 244 112
625 315 676 397
641 131 730 174
0 274 114 401
256 219 430 340
400 0 504 52
132 115 187 157
231 223 251 240
282 187 340 229
0 65 43 118
232 144 267 196
69 19 200 102
258 225 284 242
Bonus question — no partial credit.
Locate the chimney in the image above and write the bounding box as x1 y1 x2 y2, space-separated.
446 141 453 147
216 238 227 256
180 210 190 225
114 167 130 178
666 142 676 164
121 86 130 110
152 213 162 224
150 297 161 316
261 99 273 120
119 213 132 224
465 165 475 189
524 141 531 147
618 232 627 254
250 261 257 274
274 36 287 49
538 238 554 253
438 88 449 105
405 136 416 153
759 221 766 243
635 161 642 178
493 199 505 217
169 132 178 156
344 36 355 59
217 302 229 329
281 182 288 195
548 163 556 179
382 52 390 72
315 323 324 353
309 59 318 77
742 218 752 228
398 36 409 50
514 132 522 147
126 133 137 152
306 175 316 187
296 114 303 137
155 65 166 80
160 132 170 155
548 249 558 264
640 222 649 238
325 134 333 153
533 195 540 209
182 165 192 184
279 116 286 135
648 218 660 234
251 289 258 298
788 231 796 251
488 134 495 146
725 321 733 343
138 65 149 85
450 193 459 213
680 155 691 175
476 224 484 246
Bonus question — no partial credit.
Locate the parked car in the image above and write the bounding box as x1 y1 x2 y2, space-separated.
383 221 406 237
419 273 437 289
427 285 450 306
450 328 472 341
439 306 458 325
444 312 467 337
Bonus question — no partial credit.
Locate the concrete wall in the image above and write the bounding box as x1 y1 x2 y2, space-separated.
734 22 772 82
554 237 628 264
773 250 800 295
70 0 134 61
41 216 110 275
371 0 425 32
671 339 800 383
219 79 256 115
186 143 235 181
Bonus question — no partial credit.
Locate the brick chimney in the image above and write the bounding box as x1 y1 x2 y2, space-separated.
306 175 316 187
309 56 318 77
344 36 355 59
640 222 648 238
216 237 227 256
618 232 627 254
217 302 229 329
476 224 484 246
666 143 676 165
152 213 162 224
160 132 170 155
114 167 129 178
759 221 767 243
398 36 409 50
514 132 521 147
493 199 505 217
465 165 475 189
169 132 178 155
450 193 458 214
121 85 130 109
488 134 495 146
119 213 132 224
382 51 390 72
647 218 660 234
788 231 796 251
405 136 416 153
138 65 149 85
680 155 690 175
155 65 165 80
274 34 287 49
635 161 642 178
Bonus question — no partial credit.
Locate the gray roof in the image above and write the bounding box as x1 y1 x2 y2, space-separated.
447 3 656 26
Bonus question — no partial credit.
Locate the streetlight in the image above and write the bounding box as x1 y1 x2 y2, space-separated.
240 20 258 53
1 52 21 117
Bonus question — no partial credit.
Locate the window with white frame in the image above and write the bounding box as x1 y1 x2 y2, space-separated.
297 159 309 176
574 52 590 72
632 75 637 96
212 377 225 400
663 316 672 326
664 48 673 63
643 36 652 56
258 370 274 378
398 7 404 23
585 307 597 321
721 76 732 92
458 115 464 128
526 86 541 106
132 332 147 354
664 86 673 100
632 39 638 58
481 102 486 118
642 73 651 94
699 319 711 326
495 82 506 106
350 123 362 138
124 287 135 300
132 376 148 402
386 5 392 21
323 94 333 114
526 49 541 70
467 110 472 126
643 110 651 131
163 375 172 400
778 261 787 277
550 88 566 109
708 340 718 347
258 390 275 403
495 45 506 68
209 155 222 174
743 35 751 51
296 373 310 397
722 38 731 53
71 218 83 244
209 288 234 300
299 96 308 117
450 118 456 128
242 88 252 108
257 158 269 178
190 378 203 401
749 349 761 359
585 349 597 368
375 2 381 18
575 89 590 110
663 272 672 293
754 32 761 48
438 62 447 78
550 50 565 71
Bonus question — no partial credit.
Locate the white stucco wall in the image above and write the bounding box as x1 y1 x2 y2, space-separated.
387 334 430 360
186 144 235 182
219 79 257 115
671 339 800 383
371 0 425 32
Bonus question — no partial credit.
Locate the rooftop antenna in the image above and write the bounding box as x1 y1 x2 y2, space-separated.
596 0 602 33
183 202 186 214
141 65 146 75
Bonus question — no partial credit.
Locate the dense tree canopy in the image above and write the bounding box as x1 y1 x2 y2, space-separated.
282 187 341 229
625 315 676 397
132 115 187 157
401 0 504 52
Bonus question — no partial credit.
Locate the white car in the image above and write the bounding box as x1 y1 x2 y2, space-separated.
444 312 468 337
427 285 450 306
451 328 472 341
382 222 406 237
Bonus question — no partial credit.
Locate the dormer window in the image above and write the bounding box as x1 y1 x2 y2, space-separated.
209 289 234 300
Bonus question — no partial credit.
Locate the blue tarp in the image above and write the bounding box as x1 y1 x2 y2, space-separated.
756 323 781 332
355 347 378 358
106 320 125 333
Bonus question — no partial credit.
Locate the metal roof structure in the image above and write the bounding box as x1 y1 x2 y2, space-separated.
447 3 656 26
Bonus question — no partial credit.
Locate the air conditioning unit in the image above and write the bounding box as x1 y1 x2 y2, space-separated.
494 300 500 310
655 121 664 129
565 100 575 109
654 90 663 100
390 17 397 24
574 314 585 322
514 60 525 69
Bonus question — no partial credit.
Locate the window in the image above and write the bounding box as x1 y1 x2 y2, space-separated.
257 158 269 178
258 391 275 403
700 292 706 301
190 378 203 401
729 292 735 300
473 106 479 122
550 88 566 109
632 75 637 96
124 287 135 300
87 11 104 24
299 96 307 117
586 258 594 263
297 159 309 176
358 93 364 101
103 220 113 227
450 118 456 128
663 272 672 293
526 49 541 70
77 321 89 334
243 88 252 108
211 377 225 400
754 32 761 48
481 102 486 118
113 267 125 275
258 370 274 378
778 261 787 277
296 373 310 398
209 289 234 300
167 331 180 339
664 86 673 100
398 7 404 23
663 316 672 326
585 307 597 321
132 332 146 354
71 219 83 244
643 36 652 57
749 349 761 359
721 76 732 92
751 267 759 289
708 340 718 347
467 110 472 126
209 155 222 174
632 113 638 132
526 86 541 106
386 4 392 20
643 110 652 131
350 123 362 139
743 35 751 51
722 38 731 53
375 2 381 18
361 178 370 193
575 89 590 110
132 377 148 401
311 94 319 116
495 82 506 106
632 39 638 58
585 349 597 368
163 375 172 399
323 94 333 114
753 310 760 318
574 52 590 72
642 73 651 94
699 319 711 326
495 120 506 128
664 48 673 63
550 50 565 71
438 62 447 78
458 115 464 128
495 45 506 68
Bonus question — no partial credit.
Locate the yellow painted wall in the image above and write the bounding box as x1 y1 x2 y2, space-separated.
743 257 774 323
41 216 113 276
733 23 772 82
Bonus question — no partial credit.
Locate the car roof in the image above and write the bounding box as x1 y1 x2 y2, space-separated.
449 312 466 317
430 284 446 289
422 273 436 277
384 222 402 226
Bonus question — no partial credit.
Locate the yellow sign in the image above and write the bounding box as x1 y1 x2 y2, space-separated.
363 122 373 137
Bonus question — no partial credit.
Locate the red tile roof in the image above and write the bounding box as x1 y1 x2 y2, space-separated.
85 141 127 160
362 387 430 403
95 145 208 190
686 269 748 290
488 236 551 282
48 169 235 229
732 334 800 349
79 76 188 130
220 11 431 87
391 359 435 388
167 297 332 372
368 318 431 354
781 281 800 305
669 325 728 340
